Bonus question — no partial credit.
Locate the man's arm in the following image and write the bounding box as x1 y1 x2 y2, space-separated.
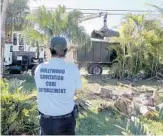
34 64 41 80
74 65 82 95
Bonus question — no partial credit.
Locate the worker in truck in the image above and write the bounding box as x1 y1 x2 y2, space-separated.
34 36 82 135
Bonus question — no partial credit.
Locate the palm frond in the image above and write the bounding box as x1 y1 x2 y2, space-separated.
25 5 90 47
23 26 48 46
6 0 29 30
147 4 163 14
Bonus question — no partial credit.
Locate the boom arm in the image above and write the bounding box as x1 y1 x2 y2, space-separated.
80 12 107 22
80 12 119 38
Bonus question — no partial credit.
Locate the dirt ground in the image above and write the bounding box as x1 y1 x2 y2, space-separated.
79 69 163 102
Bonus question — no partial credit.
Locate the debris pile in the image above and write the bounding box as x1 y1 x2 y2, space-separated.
87 83 163 117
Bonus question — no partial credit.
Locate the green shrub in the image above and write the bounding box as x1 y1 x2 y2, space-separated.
1 79 39 135
156 106 163 121
8 78 26 92
115 117 151 135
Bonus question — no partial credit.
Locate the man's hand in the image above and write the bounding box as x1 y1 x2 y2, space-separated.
74 90 82 100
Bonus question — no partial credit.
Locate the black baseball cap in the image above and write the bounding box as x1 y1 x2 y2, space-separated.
50 36 67 54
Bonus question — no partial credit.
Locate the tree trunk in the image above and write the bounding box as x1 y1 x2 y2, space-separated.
0 0 9 79
36 41 40 59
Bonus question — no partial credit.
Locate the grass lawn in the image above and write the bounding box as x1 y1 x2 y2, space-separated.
4 72 163 135
76 99 125 135
5 73 36 91
76 110 124 135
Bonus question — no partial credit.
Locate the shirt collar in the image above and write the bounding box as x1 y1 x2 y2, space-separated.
50 57 64 61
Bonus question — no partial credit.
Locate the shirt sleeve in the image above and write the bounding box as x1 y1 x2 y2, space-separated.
34 64 41 80
74 65 82 91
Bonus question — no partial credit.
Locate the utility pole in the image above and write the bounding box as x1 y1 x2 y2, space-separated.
0 0 9 79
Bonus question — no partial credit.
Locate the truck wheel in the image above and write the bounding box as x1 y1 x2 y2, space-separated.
87 65 93 74
92 65 102 75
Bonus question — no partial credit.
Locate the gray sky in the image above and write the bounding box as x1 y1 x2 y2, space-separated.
29 0 163 35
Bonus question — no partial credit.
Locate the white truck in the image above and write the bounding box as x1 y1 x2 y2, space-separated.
4 31 45 74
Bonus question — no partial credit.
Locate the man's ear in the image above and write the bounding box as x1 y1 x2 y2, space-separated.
64 48 68 53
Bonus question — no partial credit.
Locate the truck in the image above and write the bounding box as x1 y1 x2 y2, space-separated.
74 38 119 75
4 31 45 74
74 12 120 75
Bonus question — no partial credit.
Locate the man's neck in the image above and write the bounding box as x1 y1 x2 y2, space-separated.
51 57 64 60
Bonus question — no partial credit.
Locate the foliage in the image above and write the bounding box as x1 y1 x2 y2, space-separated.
148 4 163 16
23 5 90 47
6 0 29 31
158 107 163 120
8 78 26 92
115 117 150 135
155 105 163 121
1 79 39 135
115 107 163 135
109 13 163 78
145 120 163 135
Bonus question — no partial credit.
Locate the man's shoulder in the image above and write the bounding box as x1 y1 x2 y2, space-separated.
35 62 48 72
65 62 79 70
39 61 50 67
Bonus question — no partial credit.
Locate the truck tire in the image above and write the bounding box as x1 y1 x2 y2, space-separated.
92 65 103 75
87 65 93 74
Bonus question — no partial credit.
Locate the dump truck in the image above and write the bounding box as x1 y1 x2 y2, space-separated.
73 12 120 75
74 38 119 75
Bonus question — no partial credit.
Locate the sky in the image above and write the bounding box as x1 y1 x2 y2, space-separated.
29 0 163 35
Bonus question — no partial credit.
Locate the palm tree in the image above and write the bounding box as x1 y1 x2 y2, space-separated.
110 13 163 78
5 0 29 38
23 5 90 59
23 26 48 58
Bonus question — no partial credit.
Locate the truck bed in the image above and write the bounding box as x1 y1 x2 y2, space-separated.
75 40 119 63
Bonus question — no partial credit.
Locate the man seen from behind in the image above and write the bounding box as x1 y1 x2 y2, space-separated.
34 36 82 135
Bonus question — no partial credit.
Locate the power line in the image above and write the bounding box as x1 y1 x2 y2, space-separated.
31 7 156 13
67 12 146 16
64 7 153 13
31 7 160 16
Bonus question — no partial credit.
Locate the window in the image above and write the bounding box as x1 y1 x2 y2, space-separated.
19 34 24 45
19 46 24 51
10 46 13 52
13 33 17 45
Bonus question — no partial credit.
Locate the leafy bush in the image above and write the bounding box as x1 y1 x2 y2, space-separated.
115 117 151 135
144 106 163 122
1 79 39 135
140 117 163 135
156 105 163 121
109 14 163 78
8 78 26 92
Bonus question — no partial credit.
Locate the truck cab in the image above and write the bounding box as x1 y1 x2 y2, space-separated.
4 31 45 74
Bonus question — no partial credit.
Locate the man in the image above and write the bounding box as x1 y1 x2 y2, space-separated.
34 36 82 135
